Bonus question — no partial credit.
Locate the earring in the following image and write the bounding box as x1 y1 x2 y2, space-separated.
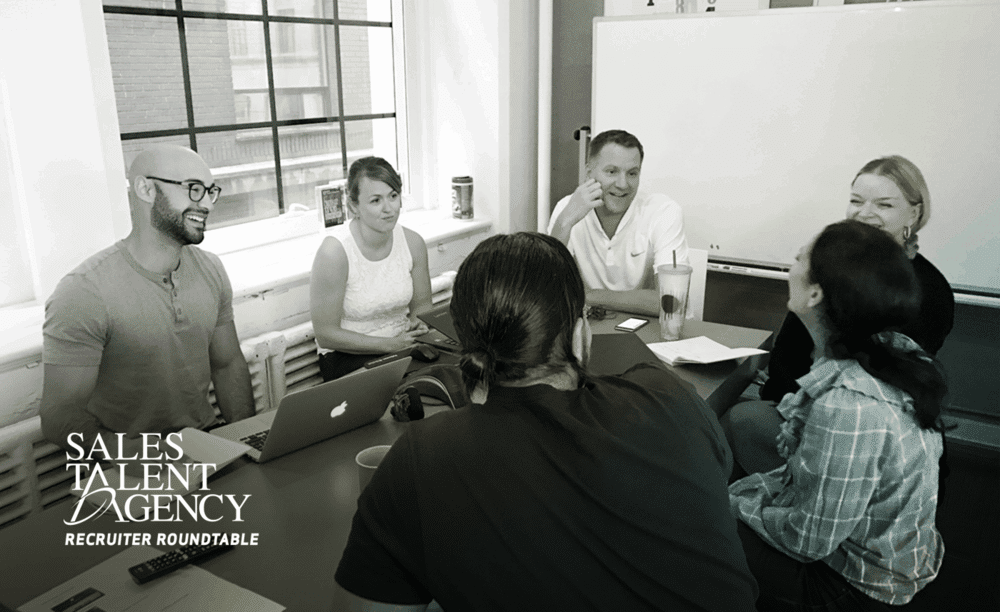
902 225 911 241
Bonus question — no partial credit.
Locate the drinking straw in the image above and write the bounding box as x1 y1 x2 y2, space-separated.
672 250 677 268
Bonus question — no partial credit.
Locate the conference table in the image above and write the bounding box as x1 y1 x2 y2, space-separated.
0 313 771 611
588 314 772 417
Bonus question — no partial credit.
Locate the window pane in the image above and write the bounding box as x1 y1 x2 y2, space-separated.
222 0 263 14
343 117 397 175
273 0 321 18
368 117 398 166
340 26 394 116
183 0 263 12
102 2 264 13
188 18 270 126
270 23 340 122
343 120 372 160
103 1 178 8
197 130 280 228
106 14 188 134
335 0 392 22
277 125 345 212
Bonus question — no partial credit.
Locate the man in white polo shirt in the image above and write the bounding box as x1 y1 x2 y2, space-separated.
548 129 689 296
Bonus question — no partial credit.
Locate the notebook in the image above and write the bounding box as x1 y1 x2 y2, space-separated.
211 357 411 463
417 304 462 352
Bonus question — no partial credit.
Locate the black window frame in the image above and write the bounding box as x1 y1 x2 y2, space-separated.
103 0 397 215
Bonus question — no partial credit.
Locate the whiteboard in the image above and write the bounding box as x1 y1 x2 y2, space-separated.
593 0 1000 298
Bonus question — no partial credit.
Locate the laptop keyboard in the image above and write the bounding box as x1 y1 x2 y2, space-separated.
240 430 270 452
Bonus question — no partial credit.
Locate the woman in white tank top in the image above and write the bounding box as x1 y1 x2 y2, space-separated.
310 157 432 380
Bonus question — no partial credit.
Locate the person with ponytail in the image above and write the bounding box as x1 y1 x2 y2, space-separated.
334 232 758 612
730 220 948 610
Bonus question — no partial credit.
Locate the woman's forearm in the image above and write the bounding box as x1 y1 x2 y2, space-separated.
315 326 406 355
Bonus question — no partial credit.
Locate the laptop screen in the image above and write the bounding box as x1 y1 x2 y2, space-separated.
418 304 459 341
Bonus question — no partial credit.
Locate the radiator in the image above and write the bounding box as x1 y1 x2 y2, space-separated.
0 417 73 528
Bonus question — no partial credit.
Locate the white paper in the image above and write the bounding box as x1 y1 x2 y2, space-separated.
19 546 284 612
647 336 767 366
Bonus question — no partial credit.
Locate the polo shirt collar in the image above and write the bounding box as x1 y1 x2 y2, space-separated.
588 191 642 241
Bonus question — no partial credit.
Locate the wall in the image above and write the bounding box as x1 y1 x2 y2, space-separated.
499 1 540 233
0 0 130 304
549 0 603 208
402 0 500 224
402 0 540 233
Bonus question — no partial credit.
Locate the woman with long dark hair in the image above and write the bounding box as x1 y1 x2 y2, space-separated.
730 220 947 610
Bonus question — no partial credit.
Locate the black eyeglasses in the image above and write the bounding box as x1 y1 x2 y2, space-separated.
146 176 222 204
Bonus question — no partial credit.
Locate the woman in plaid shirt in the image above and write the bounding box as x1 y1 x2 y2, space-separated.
730 220 948 611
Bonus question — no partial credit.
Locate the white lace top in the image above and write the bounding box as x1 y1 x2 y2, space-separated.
321 222 413 351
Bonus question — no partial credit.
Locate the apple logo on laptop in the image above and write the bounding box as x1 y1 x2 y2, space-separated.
330 401 347 418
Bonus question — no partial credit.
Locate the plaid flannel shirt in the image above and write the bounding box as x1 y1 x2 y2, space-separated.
730 334 944 605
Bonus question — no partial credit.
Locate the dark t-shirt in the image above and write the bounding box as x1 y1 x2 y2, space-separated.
760 253 955 402
335 364 758 611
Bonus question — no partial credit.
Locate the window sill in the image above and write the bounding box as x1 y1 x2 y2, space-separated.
0 303 46 371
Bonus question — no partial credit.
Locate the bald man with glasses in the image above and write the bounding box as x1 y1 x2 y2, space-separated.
41 145 254 457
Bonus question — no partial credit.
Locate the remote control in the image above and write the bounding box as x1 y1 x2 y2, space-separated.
364 349 410 369
128 542 234 584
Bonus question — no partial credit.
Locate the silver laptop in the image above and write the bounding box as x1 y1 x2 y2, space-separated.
211 357 411 463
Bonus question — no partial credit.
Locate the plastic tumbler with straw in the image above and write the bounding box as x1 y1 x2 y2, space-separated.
657 250 693 341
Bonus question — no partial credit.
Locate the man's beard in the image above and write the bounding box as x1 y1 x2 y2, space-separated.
151 186 205 245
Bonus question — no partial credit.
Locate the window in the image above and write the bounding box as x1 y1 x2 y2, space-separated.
103 0 406 232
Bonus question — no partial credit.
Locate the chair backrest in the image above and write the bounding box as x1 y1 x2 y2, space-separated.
686 247 708 321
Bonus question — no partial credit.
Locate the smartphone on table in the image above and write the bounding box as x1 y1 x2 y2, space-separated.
614 317 648 332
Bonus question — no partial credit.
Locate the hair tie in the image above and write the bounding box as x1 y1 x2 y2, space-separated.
459 349 497 388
